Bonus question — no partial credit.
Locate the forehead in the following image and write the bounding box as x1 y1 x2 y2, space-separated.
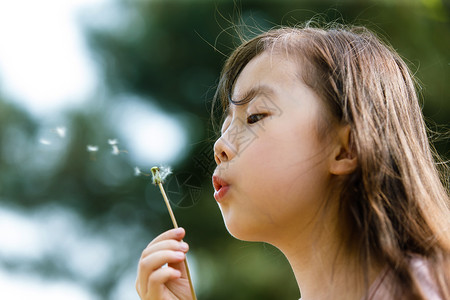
224 52 299 112
235 52 297 87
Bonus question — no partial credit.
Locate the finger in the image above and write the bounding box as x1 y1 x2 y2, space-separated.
168 259 188 279
147 228 185 249
147 267 182 298
138 250 185 296
136 266 181 299
141 239 189 258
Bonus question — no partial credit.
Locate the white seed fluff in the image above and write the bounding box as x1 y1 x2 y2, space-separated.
134 166 141 176
55 127 66 138
87 145 99 152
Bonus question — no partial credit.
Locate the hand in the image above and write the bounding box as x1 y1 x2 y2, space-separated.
136 228 192 300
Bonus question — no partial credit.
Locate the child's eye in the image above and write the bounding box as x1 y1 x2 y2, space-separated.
247 113 267 124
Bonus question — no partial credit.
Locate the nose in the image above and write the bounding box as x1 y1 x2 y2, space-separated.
213 135 234 165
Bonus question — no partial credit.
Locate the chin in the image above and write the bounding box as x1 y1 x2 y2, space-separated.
222 215 267 242
219 201 271 242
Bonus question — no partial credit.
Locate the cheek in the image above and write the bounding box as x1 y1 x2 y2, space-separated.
235 139 296 211
242 130 330 204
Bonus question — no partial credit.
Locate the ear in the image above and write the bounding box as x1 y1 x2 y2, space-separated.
329 125 358 175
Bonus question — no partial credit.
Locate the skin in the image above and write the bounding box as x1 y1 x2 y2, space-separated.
136 52 378 299
136 228 191 300
213 52 335 244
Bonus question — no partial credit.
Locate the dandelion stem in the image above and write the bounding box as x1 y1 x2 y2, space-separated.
157 181 178 228
151 167 197 300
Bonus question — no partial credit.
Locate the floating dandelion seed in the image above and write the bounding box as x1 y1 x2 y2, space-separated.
87 145 99 161
108 139 118 145
134 166 141 176
150 166 197 300
111 145 120 155
134 166 151 177
86 145 99 152
108 138 127 155
55 127 66 138
39 139 51 145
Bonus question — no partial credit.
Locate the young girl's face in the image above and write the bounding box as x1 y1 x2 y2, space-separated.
213 51 337 244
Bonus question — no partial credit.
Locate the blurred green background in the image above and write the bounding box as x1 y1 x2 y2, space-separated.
0 0 448 299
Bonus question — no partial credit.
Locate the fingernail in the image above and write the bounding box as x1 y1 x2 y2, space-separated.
175 251 185 259
180 242 189 251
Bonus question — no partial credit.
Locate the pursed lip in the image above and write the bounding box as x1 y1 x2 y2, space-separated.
212 175 230 202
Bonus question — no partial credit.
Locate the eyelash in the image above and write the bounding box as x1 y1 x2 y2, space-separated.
247 113 267 124
220 113 267 134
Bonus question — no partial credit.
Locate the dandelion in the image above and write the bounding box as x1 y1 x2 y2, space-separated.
39 139 51 145
55 127 66 138
151 165 172 184
150 166 197 300
86 145 99 152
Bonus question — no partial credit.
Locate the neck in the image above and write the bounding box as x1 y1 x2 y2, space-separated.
269 213 381 300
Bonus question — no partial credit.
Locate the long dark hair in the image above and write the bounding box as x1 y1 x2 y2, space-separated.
213 25 450 299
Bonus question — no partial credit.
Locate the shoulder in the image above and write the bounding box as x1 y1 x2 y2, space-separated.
409 256 442 300
369 256 444 300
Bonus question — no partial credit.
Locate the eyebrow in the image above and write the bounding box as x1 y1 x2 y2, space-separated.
221 84 276 133
229 84 275 106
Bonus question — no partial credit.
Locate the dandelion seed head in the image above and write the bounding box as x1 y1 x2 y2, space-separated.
56 127 66 138
151 165 172 184
151 167 160 184
159 165 172 181
87 145 99 152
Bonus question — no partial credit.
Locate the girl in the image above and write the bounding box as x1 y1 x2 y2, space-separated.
136 24 450 299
